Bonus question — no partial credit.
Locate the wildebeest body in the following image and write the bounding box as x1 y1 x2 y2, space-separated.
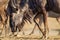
6 0 48 39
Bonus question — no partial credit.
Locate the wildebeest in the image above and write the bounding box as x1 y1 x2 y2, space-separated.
31 0 60 38
6 0 49 39
5 0 31 35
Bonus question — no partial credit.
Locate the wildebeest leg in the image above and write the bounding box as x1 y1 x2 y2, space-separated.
29 14 42 35
33 14 44 37
41 10 49 39
56 17 60 24
43 13 49 39
41 3 49 40
29 21 41 35
29 23 36 35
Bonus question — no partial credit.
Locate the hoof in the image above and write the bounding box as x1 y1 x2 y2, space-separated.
56 17 60 24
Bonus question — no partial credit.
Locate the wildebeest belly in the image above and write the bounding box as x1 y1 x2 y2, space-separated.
47 0 60 13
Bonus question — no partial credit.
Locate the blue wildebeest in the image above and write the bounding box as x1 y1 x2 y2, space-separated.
6 0 49 39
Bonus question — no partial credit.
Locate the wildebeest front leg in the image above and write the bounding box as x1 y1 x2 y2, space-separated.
33 15 44 37
29 13 42 35
40 0 49 39
29 21 42 35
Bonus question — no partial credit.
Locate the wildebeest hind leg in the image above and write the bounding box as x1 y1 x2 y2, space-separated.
56 17 60 24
